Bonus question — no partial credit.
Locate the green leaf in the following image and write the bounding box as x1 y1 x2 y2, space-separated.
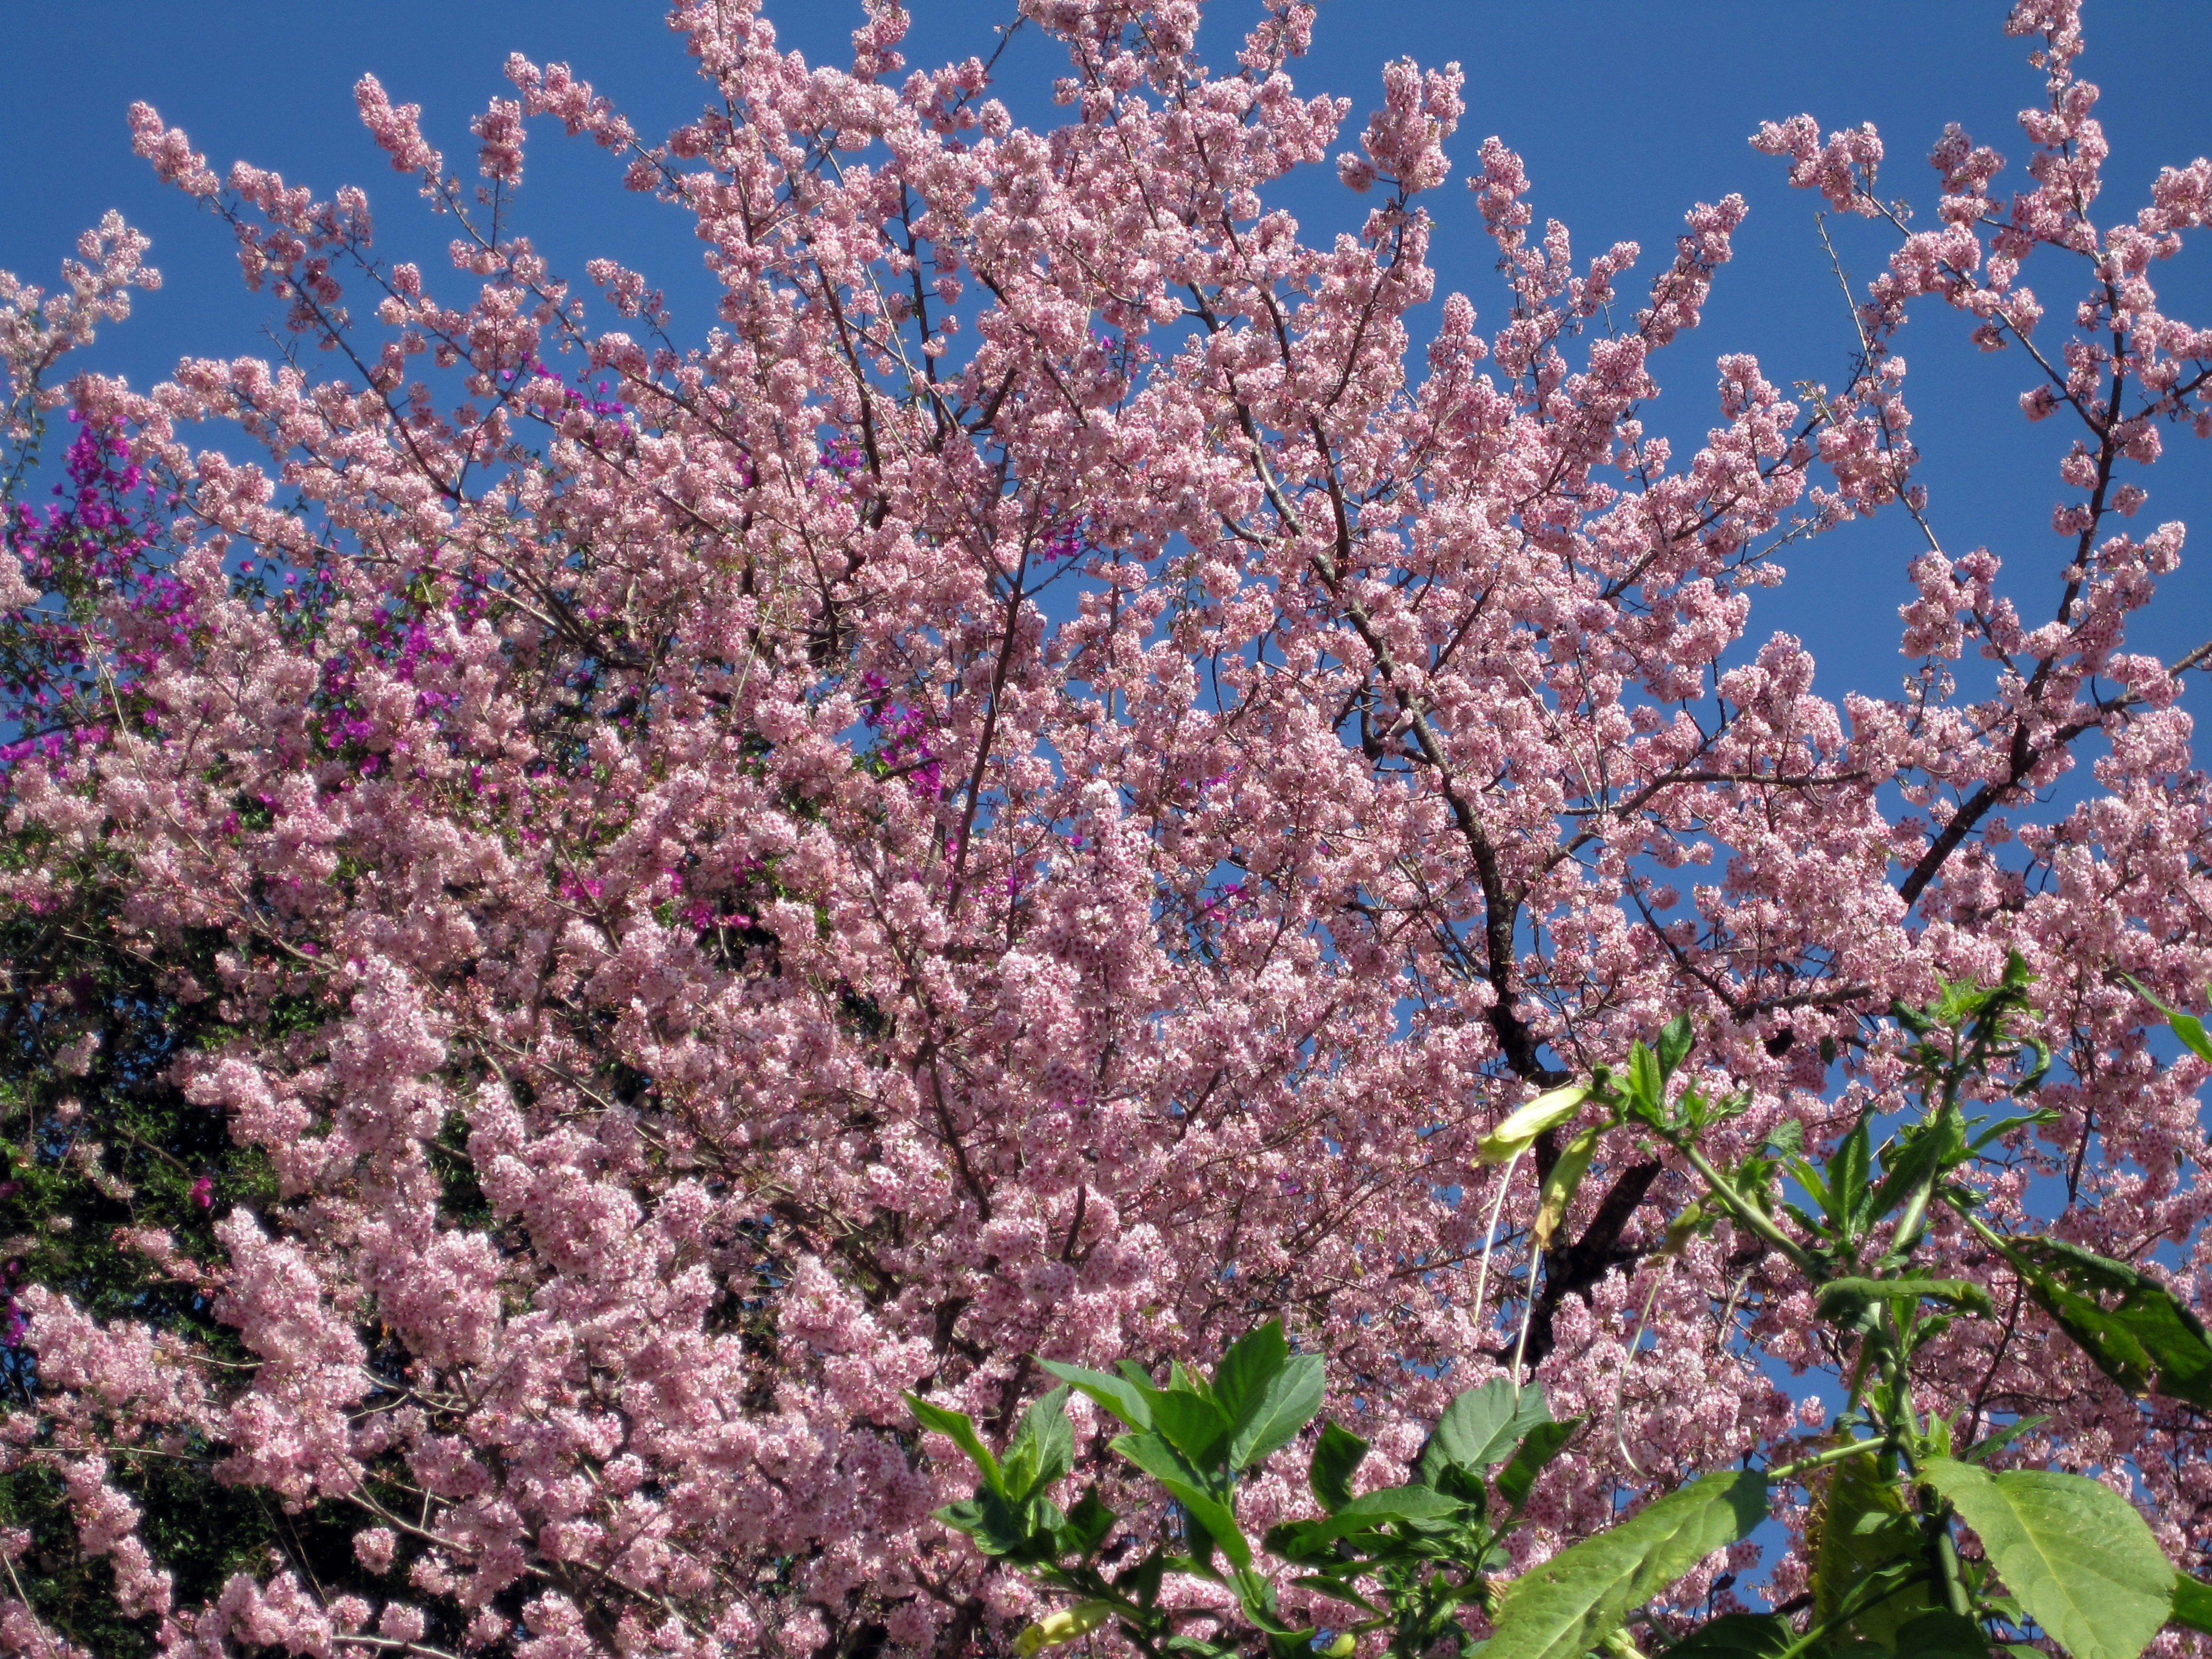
1212 1322 1290 1426
1627 1041 1664 1117
1495 1418 1579 1512
1483 1470 1769 1659
1057 1486 1117 1556
1816 1276 1995 1330
1151 1389 1233 1466
1262 1484 1464 1563
1001 1384 1073 1500
1967 1110 2056 1155
1040 1359 1156 1431
2009 1236 2212 1409
1309 1420 1369 1513
1764 1120 1806 1158
1657 1013 1695 1081
2170 1574 2212 1636
1869 1108 1966 1220
2125 974 2212 1065
1659 1613 1795 1659
1167 1358 1213 1401
905 1392 1002 1491
1532 1127 1602 1252
1289 1574 1384 1616
1919 1456 2173 1659
1116 1550 1166 1608
1228 1353 1325 1472
1830 1118 1873 1240
1809 1454 1932 1642
1890 1610 1992 1658
1112 1431 1253 1569
935 1489 1032 1556
1960 1415 2048 1466
1418 1376 1552 1483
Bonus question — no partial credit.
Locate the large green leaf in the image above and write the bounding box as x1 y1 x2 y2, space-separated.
1660 1613 1795 1659
1057 1487 1117 1557
1228 1352 1324 1472
1309 1420 1369 1513
1000 1384 1073 1500
1810 1453 1935 1646
2009 1236 2212 1409
1262 1484 1464 1563
1919 1458 2173 1659
905 1392 1002 1491
1483 1470 1769 1659
1496 1418 1579 1512
1151 1389 1233 1466
1040 1359 1156 1431
1212 1321 1290 1424
1815 1276 1993 1330
1418 1377 1550 1483
1112 1431 1253 1570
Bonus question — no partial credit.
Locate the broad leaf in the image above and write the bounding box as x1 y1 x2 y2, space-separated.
2171 1574 2212 1636
1309 1420 1369 1513
1817 1276 1994 1329
1113 1431 1253 1569
1000 1384 1073 1500
1418 1377 1551 1483
1868 1108 1966 1220
1262 1483 1464 1563
1227 1352 1325 1472
1920 1457 2173 1659
1496 1418 1579 1512
1484 1470 1769 1659
1212 1321 1290 1425
905 1392 1002 1490
934 1489 1031 1556
1041 1359 1156 1431
1057 1487 1117 1557
1830 1118 1873 1240
2011 1236 2212 1409
1811 1453 1936 1644
1627 1041 1664 1116
1657 1013 1695 1080
1660 1613 1795 1658
1151 1389 1233 1466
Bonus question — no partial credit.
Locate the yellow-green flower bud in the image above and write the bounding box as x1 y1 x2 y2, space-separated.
1014 1602 1114 1655
1477 1084 1589 1162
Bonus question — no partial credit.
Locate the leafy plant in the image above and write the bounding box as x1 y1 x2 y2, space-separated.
915 962 2212 1658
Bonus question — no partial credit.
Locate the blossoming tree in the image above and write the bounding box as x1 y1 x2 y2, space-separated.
1 0 2209 1654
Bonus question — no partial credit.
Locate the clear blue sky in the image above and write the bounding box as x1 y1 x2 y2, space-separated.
5 0 2211 703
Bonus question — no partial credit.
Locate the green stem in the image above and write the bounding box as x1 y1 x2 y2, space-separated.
1931 1514 1974 1620
1766 1436 1888 1484
1677 1144 1814 1272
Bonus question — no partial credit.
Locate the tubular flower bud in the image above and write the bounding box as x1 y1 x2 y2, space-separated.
1477 1085 1589 1163
1015 1603 1114 1655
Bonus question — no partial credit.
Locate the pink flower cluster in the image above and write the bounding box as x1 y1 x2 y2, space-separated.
0 0 2208 1654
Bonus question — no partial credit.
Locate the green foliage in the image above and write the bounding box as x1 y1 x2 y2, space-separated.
1918 1460 2173 1659
1481 1472 1768 1659
917 970 2212 1659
